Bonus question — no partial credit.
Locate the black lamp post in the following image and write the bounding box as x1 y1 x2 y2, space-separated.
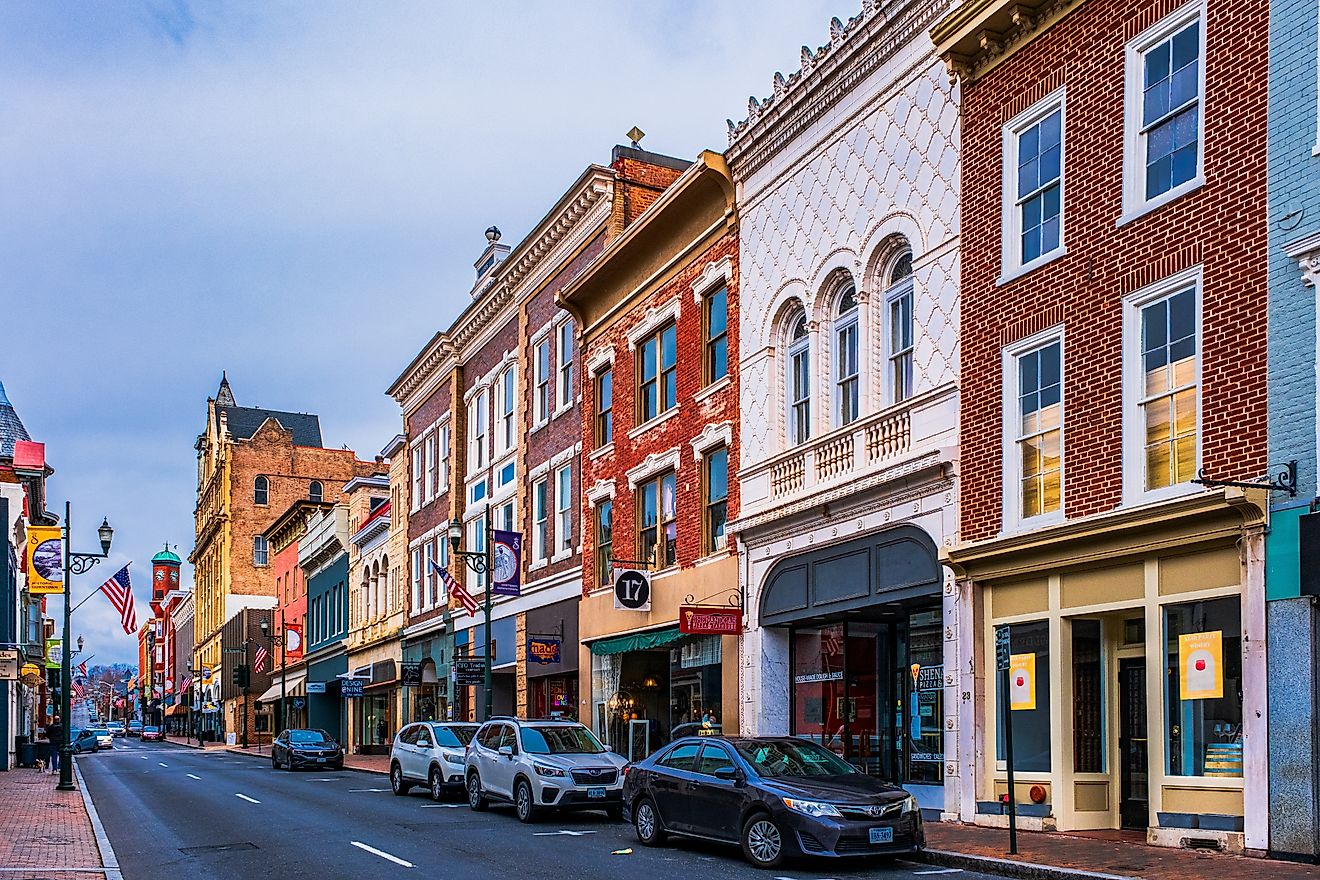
259 614 284 741
448 508 493 721
58 504 112 791
146 629 157 728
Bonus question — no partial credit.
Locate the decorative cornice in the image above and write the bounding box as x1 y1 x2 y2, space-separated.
586 479 616 506
691 256 734 304
625 298 682 347
932 0 1083 85
586 344 615 375
625 446 683 489
690 420 733 460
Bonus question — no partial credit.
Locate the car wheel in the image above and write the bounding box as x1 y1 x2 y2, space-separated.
514 779 538 824
634 798 666 846
390 763 412 796
429 768 445 802
741 813 786 869
271 755 279 770
466 772 488 811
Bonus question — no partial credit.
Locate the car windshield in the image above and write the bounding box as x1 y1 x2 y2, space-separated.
289 730 332 744
734 740 859 777
520 725 606 755
434 725 476 748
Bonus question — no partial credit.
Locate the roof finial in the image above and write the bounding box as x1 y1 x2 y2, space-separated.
217 372 235 406
626 126 645 149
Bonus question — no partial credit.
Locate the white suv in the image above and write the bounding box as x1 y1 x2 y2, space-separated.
389 721 480 800
464 718 627 823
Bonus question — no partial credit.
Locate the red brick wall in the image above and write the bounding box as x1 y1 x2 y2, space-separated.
580 229 740 593
611 157 686 235
405 378 453 547
958 0 1267 543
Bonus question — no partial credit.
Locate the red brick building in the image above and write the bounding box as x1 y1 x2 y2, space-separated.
560 151 739 755
935 0 1268 849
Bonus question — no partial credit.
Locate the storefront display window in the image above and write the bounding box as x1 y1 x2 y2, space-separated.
1072 619 1104 773
996 619 1051 772
358 692 390 750
1164 598 1241 777
532 676 578 721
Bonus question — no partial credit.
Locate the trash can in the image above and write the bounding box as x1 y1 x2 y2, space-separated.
16 741 35 768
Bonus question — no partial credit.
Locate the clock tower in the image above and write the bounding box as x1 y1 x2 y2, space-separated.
150 544 182 608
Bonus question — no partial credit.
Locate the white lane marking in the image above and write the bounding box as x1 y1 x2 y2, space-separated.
351 841 414 868
531 829 597 836
419 803 465 808
158 762 169 767
186 774 201 780
235 793 261 804
140 756 149 760
348 788 390 793
914 871 964 876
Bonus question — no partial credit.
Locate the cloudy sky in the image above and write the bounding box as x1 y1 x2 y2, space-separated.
1 0 846 664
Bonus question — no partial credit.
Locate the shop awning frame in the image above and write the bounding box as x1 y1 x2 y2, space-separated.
256 671 307 703
588 626 683 656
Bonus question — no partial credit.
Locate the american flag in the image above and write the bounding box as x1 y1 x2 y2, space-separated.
253 644 269 673
98 565 137 635
431 561 478 616
72 680 86 699
179 675 192 693
77 661 87 678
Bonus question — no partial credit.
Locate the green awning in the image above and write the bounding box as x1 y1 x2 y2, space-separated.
588 626 683 656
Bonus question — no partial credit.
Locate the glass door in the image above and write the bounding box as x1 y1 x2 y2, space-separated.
845 624 881 775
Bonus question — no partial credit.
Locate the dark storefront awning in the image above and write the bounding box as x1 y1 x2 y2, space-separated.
588 626 683 656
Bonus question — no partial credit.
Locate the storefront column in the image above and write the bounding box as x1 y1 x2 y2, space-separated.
739 624 788 736
1241 521 1268 852
952 575 979 823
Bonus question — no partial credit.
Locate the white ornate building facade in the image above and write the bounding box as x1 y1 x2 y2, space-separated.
727 0 966 817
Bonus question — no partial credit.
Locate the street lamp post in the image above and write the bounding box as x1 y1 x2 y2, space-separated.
146 629 157 729
58 503 113 791
448 507 493 722
259 614 285 738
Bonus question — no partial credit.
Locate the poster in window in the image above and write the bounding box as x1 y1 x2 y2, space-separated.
1178 630 1223 700
1009 652 1036 711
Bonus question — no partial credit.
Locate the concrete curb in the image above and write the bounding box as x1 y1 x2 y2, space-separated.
919 848 1142 880
73 758 124 880
224 747 388 776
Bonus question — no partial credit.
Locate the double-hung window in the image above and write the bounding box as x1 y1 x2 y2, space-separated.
424 541 435 608
410 548 422 614
411 445 424 511
887 254 915 403
535 338 551 424
497 367 516 455
254 475 269 506
557 322 574 410
438 425 450 492
637 472 677 568
556 465 573 554
704 447 728 554
424 433 437 503
1008 335 1063 523
1004 97 1064 277
834 285 859 427
253 536 268 566
638 323 677 424
1124 6 1204 218
787 314 811 445
595 500 613 587
468 389 488 470
466 514 486 594
595 368 613 447
532 478 548 563
705 286 728 385
1133 279 1199 494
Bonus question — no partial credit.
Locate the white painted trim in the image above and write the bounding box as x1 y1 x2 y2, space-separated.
625 446 682 488
1000 88 1067 284
625 297 682 347
690 255 734 304
690 420 734 460
586 344 615 375
627 406 679 440
586 478 616 506
694 374 732 404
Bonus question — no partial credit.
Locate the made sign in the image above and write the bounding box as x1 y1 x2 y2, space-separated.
527 637 561 665
679 606 742 635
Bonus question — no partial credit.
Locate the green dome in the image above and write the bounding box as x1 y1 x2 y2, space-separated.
152 546 182 566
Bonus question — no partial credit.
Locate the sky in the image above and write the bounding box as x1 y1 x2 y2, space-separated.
0 0 847 665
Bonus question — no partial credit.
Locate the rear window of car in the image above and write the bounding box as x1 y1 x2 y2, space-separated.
434 725 475 748
143 727 159 733
91 729 109 736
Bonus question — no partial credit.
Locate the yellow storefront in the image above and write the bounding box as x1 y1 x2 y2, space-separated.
946 488 1267 851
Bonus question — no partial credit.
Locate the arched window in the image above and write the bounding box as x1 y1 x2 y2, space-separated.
308 480 323 503
886 250 915 403
786 312 811 445
252 536 268 566
254 475 269 505
833 281 860 427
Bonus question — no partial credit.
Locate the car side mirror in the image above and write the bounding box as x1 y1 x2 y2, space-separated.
498 745 514 758
714 766 739 781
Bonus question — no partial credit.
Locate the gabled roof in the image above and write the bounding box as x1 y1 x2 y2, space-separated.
217 405 323 447
0 380 31 460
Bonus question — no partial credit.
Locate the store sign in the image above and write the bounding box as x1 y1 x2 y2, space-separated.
1009 653 1036 711
994 625 1010 671
492 530 522 597
527 637 561 665
679 606 742 635
306 681 327 694
25 526 63 594
0 650 18 681
793 670 843 684
19 662 41 687
340 677 365 698
1179 630 1223 700
613 568 651 611
400 662 423 686
292 697 306 710
44 638 62 670
453 657 485 686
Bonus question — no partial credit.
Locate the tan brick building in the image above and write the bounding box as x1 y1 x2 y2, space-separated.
190 375 377 740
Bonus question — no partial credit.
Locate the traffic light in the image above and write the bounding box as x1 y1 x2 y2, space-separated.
231 664 250 688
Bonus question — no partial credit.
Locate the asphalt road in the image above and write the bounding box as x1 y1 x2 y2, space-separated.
76 741 996 880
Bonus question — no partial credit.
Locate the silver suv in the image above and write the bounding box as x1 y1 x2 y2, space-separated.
464 718 627 823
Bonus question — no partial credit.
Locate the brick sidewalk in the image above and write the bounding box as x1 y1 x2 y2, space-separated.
925 822 1319 880
0 766 106 879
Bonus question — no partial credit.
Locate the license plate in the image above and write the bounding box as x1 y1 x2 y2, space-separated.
316 757 326 763
587 787 606 799
869 827 894 844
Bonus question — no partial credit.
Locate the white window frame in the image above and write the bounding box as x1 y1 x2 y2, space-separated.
833 289 860 429
1001 89 1067 283
1119 1 1206 226
498 500 516 532
1001 326 1066 531
885 266 915 405
423 541 435 610
493 456 518 494
556 320 574 413
467 476 489 508
253 536 268 567
534 336 552 426
468 388 489 471
496 366 517 456
787 315 811 447
424 433 437 504
1121 265 1203 505
438 424 450 492
532 478 549 565
555 464 573 555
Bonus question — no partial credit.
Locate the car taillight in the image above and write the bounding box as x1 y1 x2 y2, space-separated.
621 763 631 779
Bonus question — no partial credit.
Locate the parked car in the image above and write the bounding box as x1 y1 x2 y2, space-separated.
622 736 923 868
88 728 114 750
106 721 125 738
464 717 627 823
140 726 164 742
271 729 343 771
71 728 101 754
127 721 143 737
390 721 480 800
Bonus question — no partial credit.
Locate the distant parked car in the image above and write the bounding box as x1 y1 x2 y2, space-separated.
140 726 164 742
88 728 113 750
106 721 125 737
271 729 343 771
622 736 923 869
390 721 480 800
127 721 143 737
71 729 100 754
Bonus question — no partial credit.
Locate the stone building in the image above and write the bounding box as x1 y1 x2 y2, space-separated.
936 0 1269 849
190 375 377 739
727 2 962 819
560 150 739 758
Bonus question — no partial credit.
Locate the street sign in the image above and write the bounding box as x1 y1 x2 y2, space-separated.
453 658 485 686
995 625 1010 671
